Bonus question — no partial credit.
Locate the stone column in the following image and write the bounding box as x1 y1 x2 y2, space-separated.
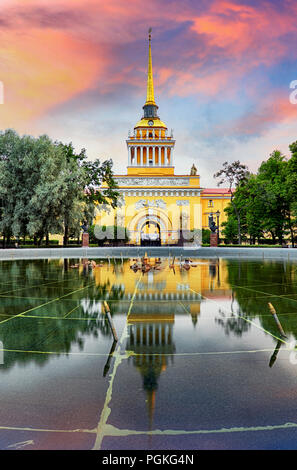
133 147 136 165
128 146 131 165
152 146 155 165
140 146 143 166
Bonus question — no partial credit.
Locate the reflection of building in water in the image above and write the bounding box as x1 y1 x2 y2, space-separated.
127 319 175 430
92 258 231 320
91 257 232 428
128 316 174 351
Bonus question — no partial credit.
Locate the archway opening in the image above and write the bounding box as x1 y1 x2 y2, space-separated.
140 220 161 246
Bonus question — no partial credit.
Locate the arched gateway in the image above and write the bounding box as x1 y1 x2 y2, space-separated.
128 209 173 246
140 220 161 246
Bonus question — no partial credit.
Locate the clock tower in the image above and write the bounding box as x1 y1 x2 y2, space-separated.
96 30 234 246
126 30 175 176
94 30 232 246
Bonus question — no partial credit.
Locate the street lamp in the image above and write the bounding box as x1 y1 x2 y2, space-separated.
216 210 220 244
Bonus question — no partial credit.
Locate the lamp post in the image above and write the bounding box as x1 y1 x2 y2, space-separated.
216 210 220 245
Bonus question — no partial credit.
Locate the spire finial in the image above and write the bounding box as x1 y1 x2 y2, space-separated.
145 27 155 105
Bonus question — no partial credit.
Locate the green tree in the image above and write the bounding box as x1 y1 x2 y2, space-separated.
25 136 70 245
221 215 239 244
227 174 265 244
243 175 265 244
220 151 295 246
285 142 297 245
58 142 120 246
0 131 120 247
202 228 210 245
0 131 66 245
0 129 20 245
256 150 289 245
214 161 250 244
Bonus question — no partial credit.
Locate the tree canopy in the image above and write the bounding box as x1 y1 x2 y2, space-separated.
217 143 297 245
0 129 119 246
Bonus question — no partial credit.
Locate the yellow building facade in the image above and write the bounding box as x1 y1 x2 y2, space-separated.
95 33 231 245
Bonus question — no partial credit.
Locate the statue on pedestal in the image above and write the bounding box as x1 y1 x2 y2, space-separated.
81 221 89 233
208 214 217 233
190 164 197 175
208 214 219 246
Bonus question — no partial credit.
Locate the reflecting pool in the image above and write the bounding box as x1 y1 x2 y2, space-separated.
1 256 297 449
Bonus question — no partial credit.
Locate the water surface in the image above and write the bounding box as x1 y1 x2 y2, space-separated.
0 257 297 449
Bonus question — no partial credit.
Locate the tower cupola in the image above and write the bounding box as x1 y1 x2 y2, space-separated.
126 29 175 175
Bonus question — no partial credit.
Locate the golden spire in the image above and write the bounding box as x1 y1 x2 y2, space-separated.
145 27 156 105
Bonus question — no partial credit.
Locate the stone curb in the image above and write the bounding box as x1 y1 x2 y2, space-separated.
0 246 297 260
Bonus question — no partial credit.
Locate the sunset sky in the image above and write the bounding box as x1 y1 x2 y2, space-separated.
0 0 297 186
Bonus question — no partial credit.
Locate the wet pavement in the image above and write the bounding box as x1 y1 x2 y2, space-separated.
0 256 297 449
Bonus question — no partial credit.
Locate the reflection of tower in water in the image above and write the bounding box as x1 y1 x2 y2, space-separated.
127 320 175 430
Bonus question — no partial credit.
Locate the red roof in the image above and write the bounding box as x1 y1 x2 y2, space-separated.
202 188 233 195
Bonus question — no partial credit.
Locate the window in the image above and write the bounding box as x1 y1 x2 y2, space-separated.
208 200 214 207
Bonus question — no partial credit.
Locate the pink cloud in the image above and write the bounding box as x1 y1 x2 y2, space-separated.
189 0 297 72
213 91 297 137
0 27 107 130
0 0 297 135
158 67 232 98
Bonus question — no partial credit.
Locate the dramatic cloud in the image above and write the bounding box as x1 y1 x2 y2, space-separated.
0 41 106 130
229 93 297 136
0 0 296 179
